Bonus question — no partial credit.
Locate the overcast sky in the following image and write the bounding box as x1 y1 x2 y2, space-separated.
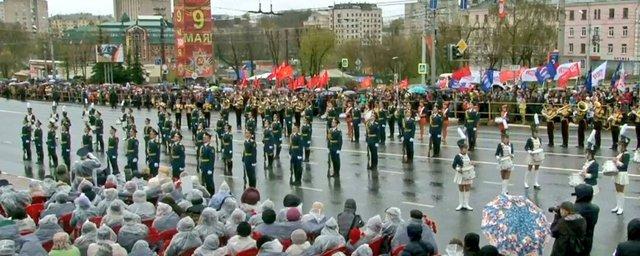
47 0 407 20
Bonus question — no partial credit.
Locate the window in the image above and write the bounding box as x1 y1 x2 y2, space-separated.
569 43 574 53
581 27 587 37
581 10 587 20
593 9 601 20
623 26 628 37
569 27 574 37
569 10 574 20
484 14 488 23
608 44 613 53
608 27 614 37
622 44 627 54
609 8 615 19
623 8 628 19
580 43 586 54
593 26 600 36
593 43 600 53
475 15 479 23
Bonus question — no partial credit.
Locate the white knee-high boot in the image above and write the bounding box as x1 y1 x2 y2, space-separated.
456 191 463 211
616 192 625 215
501 180 509 195
464 191 473 210
533 170 540 187
524 171 530 188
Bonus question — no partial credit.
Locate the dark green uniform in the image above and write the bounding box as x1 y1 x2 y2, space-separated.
158 112 166 135
301 123 312 162
143 125 152 152
378 109 388 144
366 121 379 169
200 143 216 194
171 141 185 178
95 117 104 152
304 105 314 123
352 107 362 142
242 138 257 188
215 119 226 152
387 105 396 138
162 120 172 151
263 126 274 169
289 133 303 185
195 129 205 170
21 124 32 161
107 136 119 174
147 138 160 176
284 107 294 136
328 127 343 177
396 105 405 137
222 132 233 175
60 130 70 168
326 107 338 129
464 109 479 151
246 117 257 137
46 129 58 168
34 127 44 163
125 136 139 177
430 114 443 157
272 122 283 157
403 117 416 161
82 133 92 152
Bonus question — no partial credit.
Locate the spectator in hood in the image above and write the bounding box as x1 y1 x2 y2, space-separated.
128 240 157 256
87 226 127 256
11 208 35 234
218 197 238 224
186 190 206 223
348 215 383 251
352 244 373 256
96 188 123 216
70 193 99 228
27 181 46 198
573 184 599 255
116 213 149 252
550 201 587 256
249 199 275 226
337 199 364 240
401 224 435 256
127 190 155 220
40 193 75 219
73 222 97 256
164 217 203 256
152 202 180 232
255 209 291 241
34 215 63 243
301 201 328 235
382 207 404 237
225 222 256 255
277 194 301 222
225 209 247 237
463 232 480 256
102 202 127 228
614 218 640 256
49 232 80 256
301 217 345 256
256 235 286 256
193 234 226 256
285 229 310 256
209 181 232 210
0 240 16 256
391 210 438 253
161 182 183 203
194 208 226 241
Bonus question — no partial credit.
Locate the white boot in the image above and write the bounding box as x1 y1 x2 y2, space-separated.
524 171 530 188
533 170 541 189
464 191 473 211
612 193 621 213
456 191 463 211
501 180 509 195
617 193 625 215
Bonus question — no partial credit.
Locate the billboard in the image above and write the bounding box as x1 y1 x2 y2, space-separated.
174 0 214 78
95 44 125 63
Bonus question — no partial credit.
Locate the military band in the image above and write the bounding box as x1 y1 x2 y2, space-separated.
327 119 342 178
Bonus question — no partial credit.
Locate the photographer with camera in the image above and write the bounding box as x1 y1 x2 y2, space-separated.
573 184 599 255
550 201 587 256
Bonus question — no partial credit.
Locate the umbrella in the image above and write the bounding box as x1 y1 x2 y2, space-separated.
222 87 235 93
277 87 290 92
408 85 427 94
481 195 550 256
343 90 356 96
328 86 343 92
207 86 219 91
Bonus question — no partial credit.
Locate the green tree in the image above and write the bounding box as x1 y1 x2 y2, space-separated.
0 22 32 78
299 28 335 75
128 54 144 84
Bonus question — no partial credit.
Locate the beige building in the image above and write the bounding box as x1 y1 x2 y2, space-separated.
304 3 383 44
2 0 49 32
113 0 171 21
0 2 5 22
49 13 112 36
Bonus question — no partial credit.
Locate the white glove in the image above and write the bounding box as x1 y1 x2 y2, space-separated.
87 153 96 159
279 138 283 141
229 150 232 153
207 171 213 175
336 150 341 154
496 156 501 160
133 158 137 163
179 167 184 171
251 163 256 167
409 138 414 142
25 140 30 143
154 163 159 167
473 128 477 131
297 156 302 160
375 143 379 147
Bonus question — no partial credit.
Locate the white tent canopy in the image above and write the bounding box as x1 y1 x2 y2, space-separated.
326 69 354 79
248 72 274 80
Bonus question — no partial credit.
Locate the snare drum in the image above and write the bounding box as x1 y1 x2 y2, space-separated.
494 117 503 124
498 157 513 170
633 149 640 163
602 160 618 176
568 173 584 187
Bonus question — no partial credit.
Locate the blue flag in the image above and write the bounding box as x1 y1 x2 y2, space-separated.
546 61 557 79
611 62 622 86
535 66 547 84
585 69 593 92
459 0 468 10
481 69 493 92
429 0 438 11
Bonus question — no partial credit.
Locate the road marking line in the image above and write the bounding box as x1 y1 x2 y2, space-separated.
402 201 435 208
298 186 323 192
0 109 23 115
624 196 640 200
218 174 239 180
482 181 514 186
379 170 403 175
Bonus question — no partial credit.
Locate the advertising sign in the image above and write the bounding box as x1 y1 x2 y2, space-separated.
174 0 214 78
95 44 125 63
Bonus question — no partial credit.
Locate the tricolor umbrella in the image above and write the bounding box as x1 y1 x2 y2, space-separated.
328 86 343 92
408 85 427 94
481 194 550 256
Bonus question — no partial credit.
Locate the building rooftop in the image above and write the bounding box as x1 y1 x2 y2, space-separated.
332 3 380 11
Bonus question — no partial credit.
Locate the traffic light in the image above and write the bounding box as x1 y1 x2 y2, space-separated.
448 44 463 61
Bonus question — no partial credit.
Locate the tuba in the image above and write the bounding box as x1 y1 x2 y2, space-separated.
573 101 588 123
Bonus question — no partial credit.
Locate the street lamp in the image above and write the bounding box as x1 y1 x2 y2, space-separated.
392 56 400 83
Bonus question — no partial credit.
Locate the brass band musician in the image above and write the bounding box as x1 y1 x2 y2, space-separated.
541 103 556 147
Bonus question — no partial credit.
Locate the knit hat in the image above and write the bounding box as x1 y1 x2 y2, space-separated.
409 209 423 220
262 209 276 224
286 207 301 222
241 187 261 206
291 229 307 245
236 221 251 237
282 194 301 207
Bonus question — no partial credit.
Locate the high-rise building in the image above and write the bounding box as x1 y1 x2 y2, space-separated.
304 3 383 44
0 2 5 22
2 0 49 32
113 0 171 21
49 13 112 36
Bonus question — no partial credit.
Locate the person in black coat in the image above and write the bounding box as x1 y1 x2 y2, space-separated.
615 218 640 256
336 199 364 240
550 201 587 256
401 224 435 256
573 184 599 255
463 232 480 256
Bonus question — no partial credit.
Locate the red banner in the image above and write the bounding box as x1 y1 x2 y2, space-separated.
174 0 214 78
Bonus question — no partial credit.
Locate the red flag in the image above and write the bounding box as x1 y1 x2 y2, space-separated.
452 66 471 80
499 70 516 82
360 76 372 89
240 77 248 90
498 0 507 20
253 77 260 89
266 66 276 81
558 62 581 89
399 78 409 89
320 70 329 88
308 76 318 89
438 79 448 90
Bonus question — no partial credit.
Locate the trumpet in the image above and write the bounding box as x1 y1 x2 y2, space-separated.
628 108 640 123
541 104 558 120
222 99 231 109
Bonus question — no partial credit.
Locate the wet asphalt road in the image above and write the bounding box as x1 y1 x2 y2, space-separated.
0 98 638 255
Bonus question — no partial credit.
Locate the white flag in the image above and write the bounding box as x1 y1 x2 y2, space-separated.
591 61 607 87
